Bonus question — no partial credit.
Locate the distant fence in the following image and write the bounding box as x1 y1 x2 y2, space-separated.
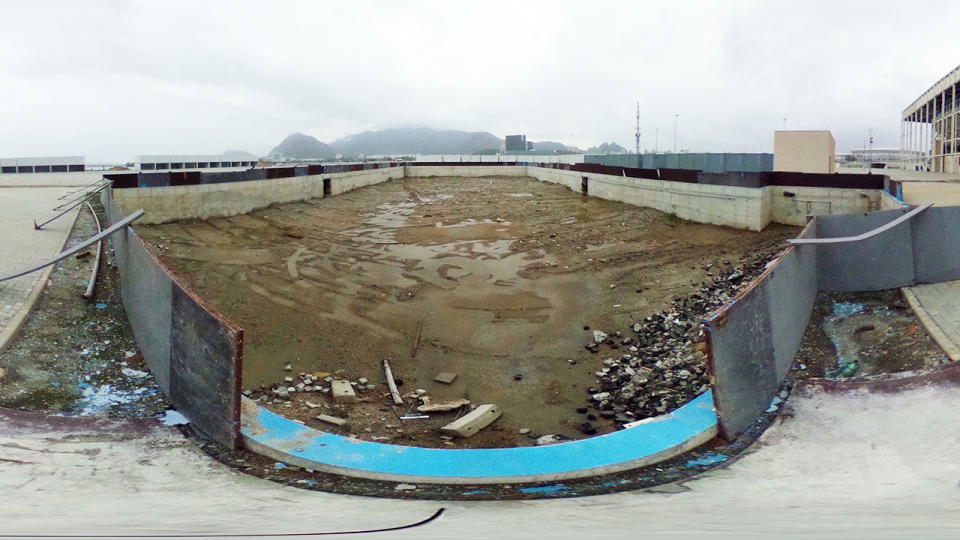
106 161 886 193
586 153 774 173
533 162 885 190
106 162 400 189
706 204 960 438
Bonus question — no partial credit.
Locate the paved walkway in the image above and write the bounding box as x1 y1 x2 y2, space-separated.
904 280 960 361
2 381 959 537
0 184 84 350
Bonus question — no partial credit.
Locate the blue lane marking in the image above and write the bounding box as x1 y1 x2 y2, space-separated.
242 391 717 479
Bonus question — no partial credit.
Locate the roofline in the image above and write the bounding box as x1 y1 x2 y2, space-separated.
902 63 960 119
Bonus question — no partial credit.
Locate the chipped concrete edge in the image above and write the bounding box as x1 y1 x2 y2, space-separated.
902 286 960 362
0 207 81 355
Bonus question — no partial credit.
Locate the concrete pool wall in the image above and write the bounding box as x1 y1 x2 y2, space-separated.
99 162 917 479
110 163 881 231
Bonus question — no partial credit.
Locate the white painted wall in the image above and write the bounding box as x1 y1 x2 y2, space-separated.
403 165 528 178
528 167 766 231
766 186 880 226
114 168 402 224
111 165 883 231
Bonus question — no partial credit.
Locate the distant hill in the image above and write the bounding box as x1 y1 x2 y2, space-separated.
529 141 567 152
329 128 502 157
586 142 628 154
221 149 257 159
266 128 612 160
268 133 335 160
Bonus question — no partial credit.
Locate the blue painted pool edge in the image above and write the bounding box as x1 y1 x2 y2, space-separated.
240 391 719 485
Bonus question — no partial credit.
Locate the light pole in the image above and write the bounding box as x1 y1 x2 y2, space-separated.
655 128 659 153
673 114 679 153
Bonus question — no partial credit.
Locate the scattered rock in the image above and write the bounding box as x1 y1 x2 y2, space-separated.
394 484 417 491
535 434 568 446
592 330 608 344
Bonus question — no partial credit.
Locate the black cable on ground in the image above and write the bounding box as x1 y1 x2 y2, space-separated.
0 507 445 538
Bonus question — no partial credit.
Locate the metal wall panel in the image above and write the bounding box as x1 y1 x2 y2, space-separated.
170 284 242 448
911 206 960 283
707 278 779 439
816 209 916 292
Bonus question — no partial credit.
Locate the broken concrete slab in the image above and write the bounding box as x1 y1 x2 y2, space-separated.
441 404 501 438
417 397 470 413
316 414 347 427
330 380 357 402
433 372 457 384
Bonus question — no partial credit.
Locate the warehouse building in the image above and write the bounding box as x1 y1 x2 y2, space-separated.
0 156 84 173
137 154 256 171
902 63 960 173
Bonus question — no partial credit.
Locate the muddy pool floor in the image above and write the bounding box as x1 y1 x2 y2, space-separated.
137 175 797 447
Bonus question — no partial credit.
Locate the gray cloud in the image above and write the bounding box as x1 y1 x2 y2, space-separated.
1 0 958 162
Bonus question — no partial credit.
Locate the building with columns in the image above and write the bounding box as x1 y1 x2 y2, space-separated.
902 63 960 173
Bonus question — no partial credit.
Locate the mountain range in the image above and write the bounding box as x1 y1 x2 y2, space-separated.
266 128 614 160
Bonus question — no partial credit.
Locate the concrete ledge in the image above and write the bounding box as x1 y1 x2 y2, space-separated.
240 391 718 485
903 284 960 362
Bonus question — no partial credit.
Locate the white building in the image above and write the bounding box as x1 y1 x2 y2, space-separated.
136 155 256 171
902 63 960 173
0 156 84 173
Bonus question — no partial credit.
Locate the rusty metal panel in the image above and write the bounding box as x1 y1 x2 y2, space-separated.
706 277 778 439
169 283 242 448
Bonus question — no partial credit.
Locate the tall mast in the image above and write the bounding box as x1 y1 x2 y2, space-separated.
634 101 641 155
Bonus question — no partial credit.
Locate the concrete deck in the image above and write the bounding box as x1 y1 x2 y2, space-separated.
0 184 83 351
2 381 958 537
240 392 718 484
904 280 960 361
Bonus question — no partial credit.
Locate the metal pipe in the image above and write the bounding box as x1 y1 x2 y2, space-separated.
35 183 110 230
52 181 109 211
58 177 109 200
787 203 932 245
3 209 144 283
81 202 103 299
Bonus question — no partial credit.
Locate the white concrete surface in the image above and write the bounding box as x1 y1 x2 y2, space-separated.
113 168 403 224
0 186 80 351
1 383 958 538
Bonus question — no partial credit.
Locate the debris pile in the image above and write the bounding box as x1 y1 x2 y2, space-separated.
582 249 783 429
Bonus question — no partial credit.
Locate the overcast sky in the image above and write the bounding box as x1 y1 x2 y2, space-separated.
1 0 958 162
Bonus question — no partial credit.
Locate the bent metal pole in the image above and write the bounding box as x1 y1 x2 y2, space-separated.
1 209 145 283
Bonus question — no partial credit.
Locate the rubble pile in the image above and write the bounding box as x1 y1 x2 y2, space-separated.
582 249 784 430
